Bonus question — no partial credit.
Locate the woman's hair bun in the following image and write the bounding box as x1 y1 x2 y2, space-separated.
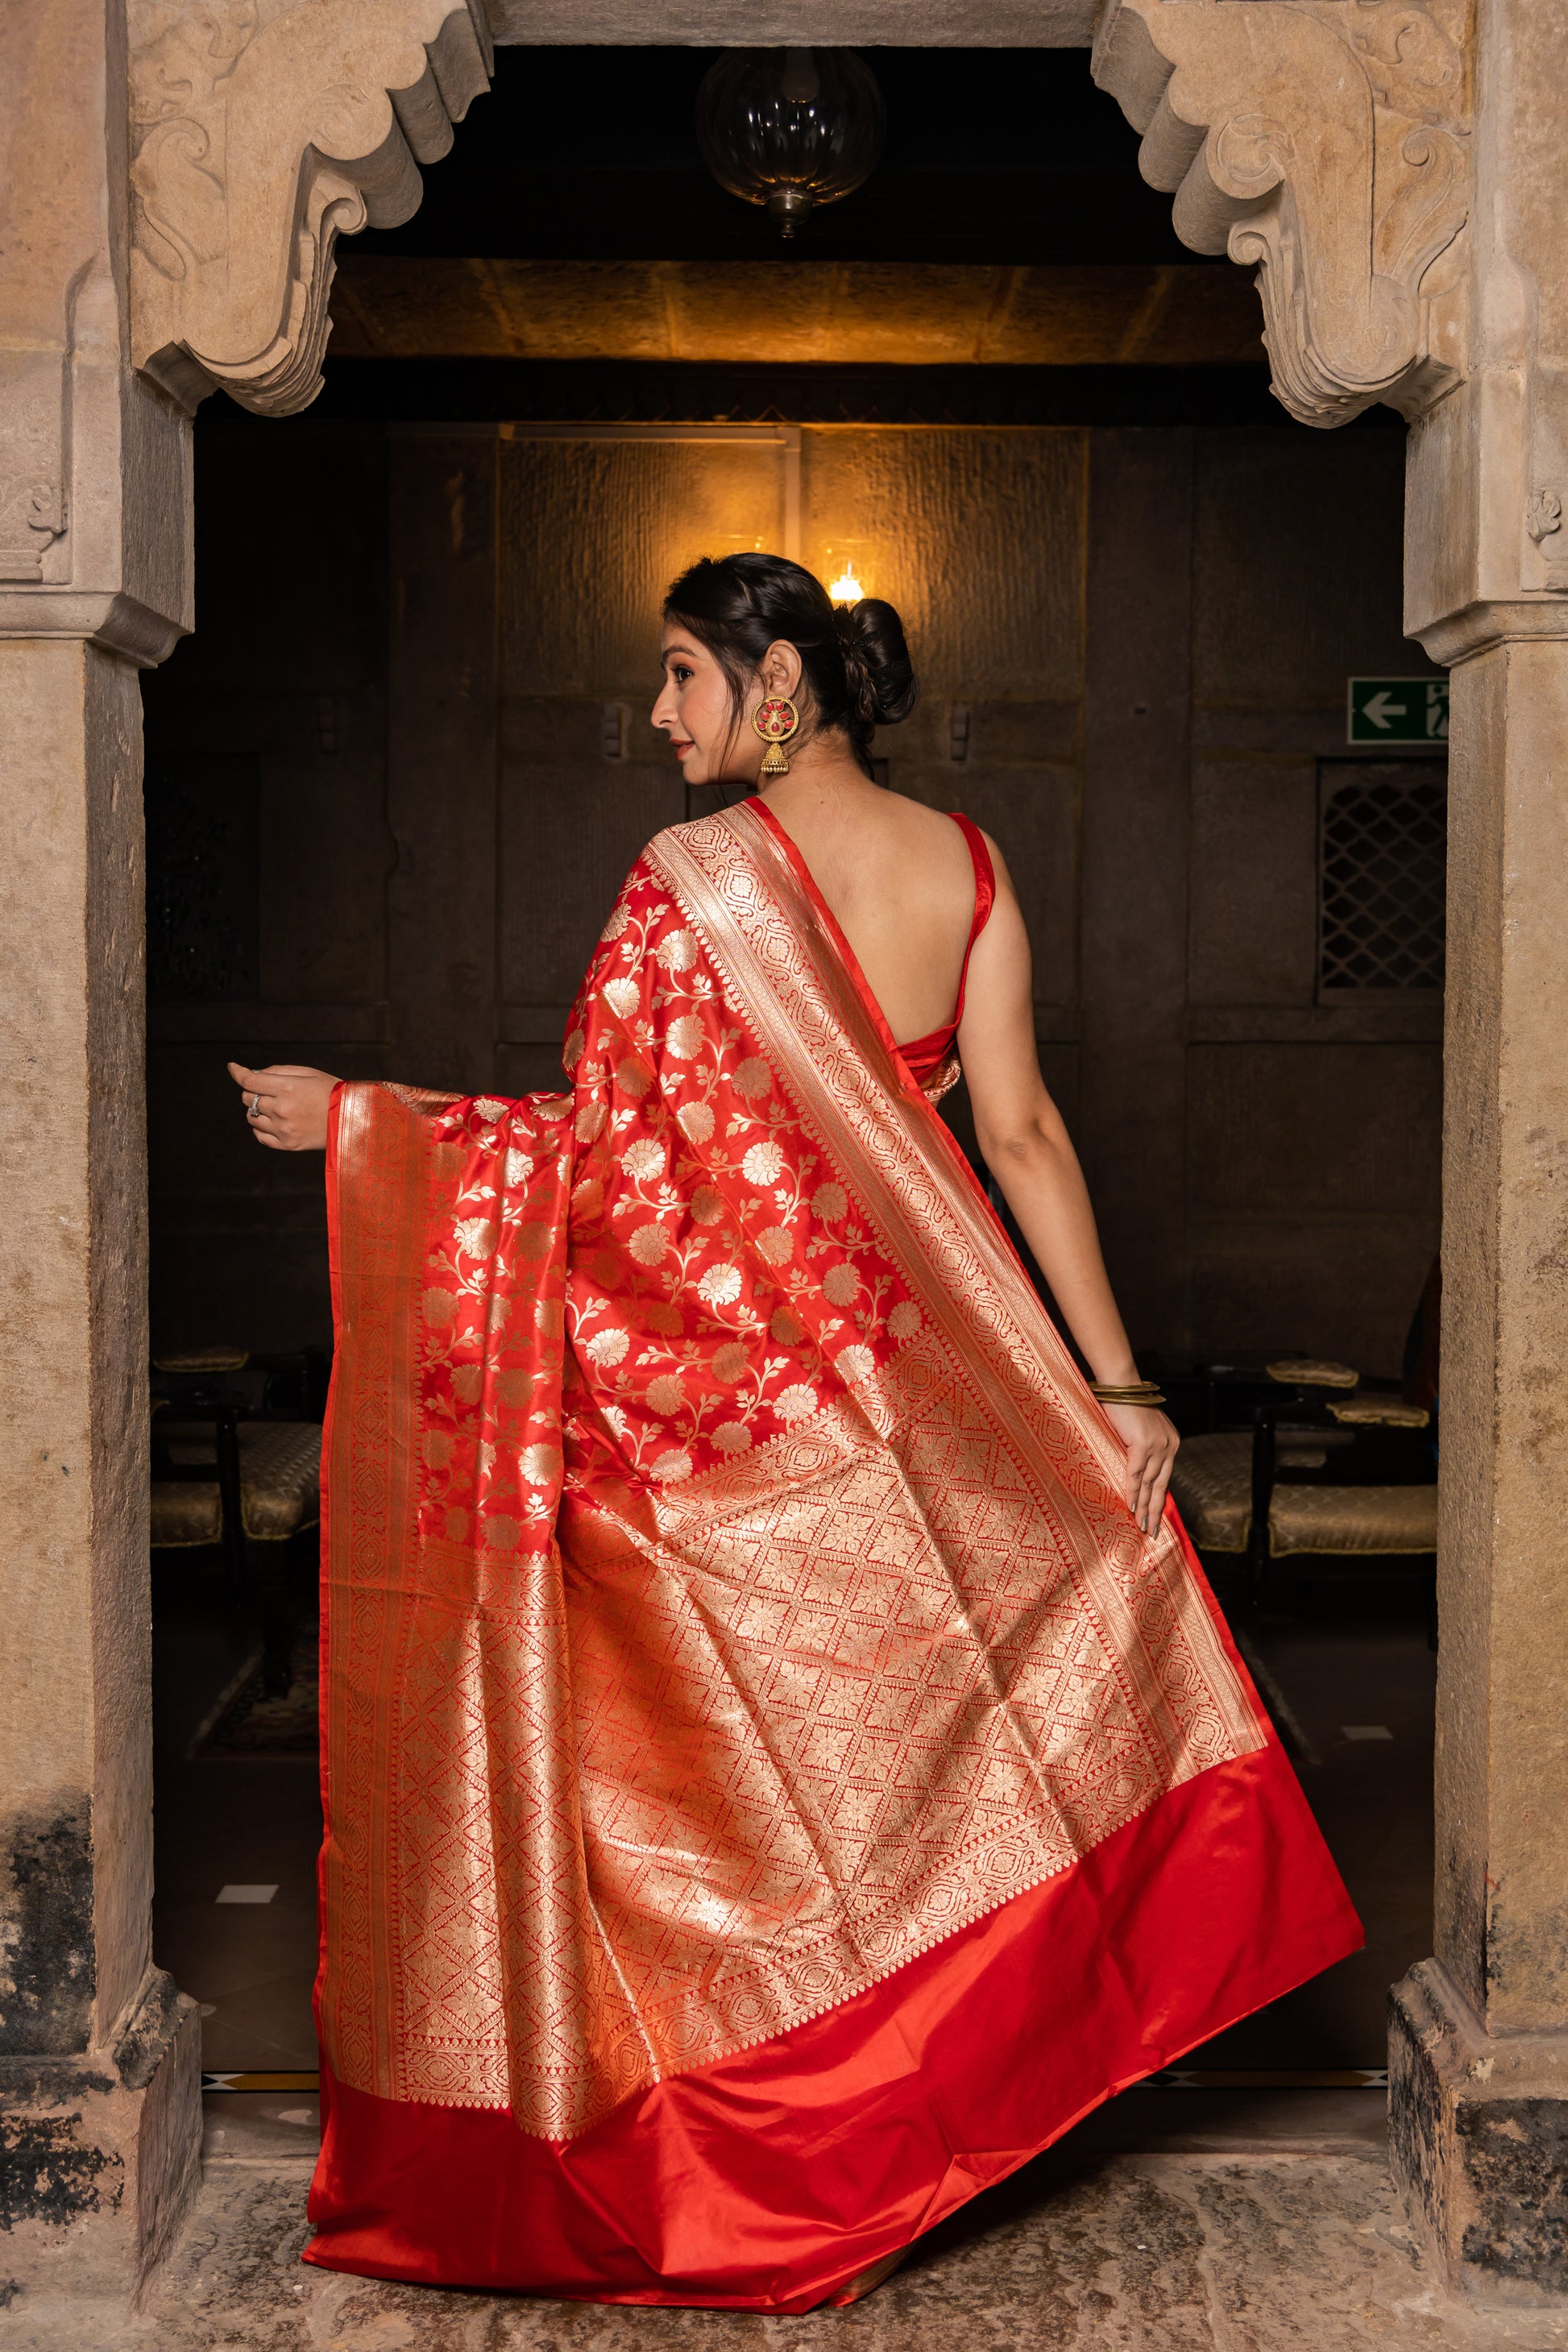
838 598 918 730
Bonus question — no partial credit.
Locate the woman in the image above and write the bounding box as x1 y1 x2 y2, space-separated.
229 553 1358 2312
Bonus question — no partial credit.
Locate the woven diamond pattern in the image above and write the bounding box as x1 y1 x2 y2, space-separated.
1318 766 1446 995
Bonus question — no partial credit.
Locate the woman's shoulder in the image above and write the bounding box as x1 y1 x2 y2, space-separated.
877 791 1003 894
884 791 957 832
647 807 740 854
881 786 998 843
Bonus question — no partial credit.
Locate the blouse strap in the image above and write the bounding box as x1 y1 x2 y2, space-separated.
950 812 996 942
948 812 996 1031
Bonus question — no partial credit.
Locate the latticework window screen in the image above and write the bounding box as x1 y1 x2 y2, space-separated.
1317 760 1447 997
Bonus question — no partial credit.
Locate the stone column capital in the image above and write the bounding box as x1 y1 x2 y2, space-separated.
0 590 189 666
1413 596 1568 666
127 0 495 417
1093 0 1471 429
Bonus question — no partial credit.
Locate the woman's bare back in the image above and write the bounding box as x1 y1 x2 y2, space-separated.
754 775 981 1046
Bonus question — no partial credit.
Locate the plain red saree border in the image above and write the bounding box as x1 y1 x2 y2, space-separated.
315 1081 348 2093
303 1712 1362 2313
316 1080 439 2115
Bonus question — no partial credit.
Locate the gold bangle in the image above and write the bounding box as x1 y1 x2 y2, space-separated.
1089 1381 1167 1407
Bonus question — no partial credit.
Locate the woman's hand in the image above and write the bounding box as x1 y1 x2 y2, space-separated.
1101 1402 1180 1536
227 1062 339 1152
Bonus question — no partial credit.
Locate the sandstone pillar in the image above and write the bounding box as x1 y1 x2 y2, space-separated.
1388 0 1568 2304
1086 0 1568 2299
1389 641 1568 2303
0 0 199 2314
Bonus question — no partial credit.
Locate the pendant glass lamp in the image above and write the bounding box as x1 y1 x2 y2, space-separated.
695 48 886 240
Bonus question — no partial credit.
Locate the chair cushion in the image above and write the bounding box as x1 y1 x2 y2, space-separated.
1269 1483 1437 1557
1168 1433 1437 1558
1326 1396 1431 1429
149 1481 222 1547
1169 1433 1334 1553
1266 1357 1359 1389
151 1422 322 1548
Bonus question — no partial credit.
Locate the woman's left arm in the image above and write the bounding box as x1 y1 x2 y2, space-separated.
955 843 1177 1536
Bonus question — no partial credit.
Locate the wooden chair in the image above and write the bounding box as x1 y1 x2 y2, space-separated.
1168 1359 1437 1640
150 1348 326 1695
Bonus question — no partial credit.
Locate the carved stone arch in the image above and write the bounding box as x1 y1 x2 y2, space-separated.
1093 0 1471 427
129 0 495 415
127 0 1473 428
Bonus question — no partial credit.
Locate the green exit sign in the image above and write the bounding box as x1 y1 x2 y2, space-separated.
1347 676 1450 744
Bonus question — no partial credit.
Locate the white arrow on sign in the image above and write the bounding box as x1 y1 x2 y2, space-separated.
1363 691 1408 728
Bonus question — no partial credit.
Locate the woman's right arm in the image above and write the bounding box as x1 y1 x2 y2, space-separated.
227 1061 339 1151
954 844 1177 1536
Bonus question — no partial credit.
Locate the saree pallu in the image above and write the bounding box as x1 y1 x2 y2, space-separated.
304 801 1360 2310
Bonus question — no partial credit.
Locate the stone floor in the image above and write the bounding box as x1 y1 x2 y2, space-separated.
8 2133 1568 2352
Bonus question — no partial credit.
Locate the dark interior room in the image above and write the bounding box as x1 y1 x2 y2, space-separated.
141 36 1441 2199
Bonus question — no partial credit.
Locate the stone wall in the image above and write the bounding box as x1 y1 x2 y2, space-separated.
141 408 1441 1376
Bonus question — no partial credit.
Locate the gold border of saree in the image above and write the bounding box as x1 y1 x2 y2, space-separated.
652 804 1259 1766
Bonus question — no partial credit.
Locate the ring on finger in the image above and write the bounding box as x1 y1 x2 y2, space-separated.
247 1096 262 1122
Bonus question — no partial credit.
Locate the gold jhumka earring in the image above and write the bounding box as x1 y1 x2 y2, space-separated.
751 695 799 776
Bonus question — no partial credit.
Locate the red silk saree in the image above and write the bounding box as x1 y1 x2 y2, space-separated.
304 800 1360 2309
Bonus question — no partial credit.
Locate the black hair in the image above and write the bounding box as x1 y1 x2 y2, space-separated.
662 550 917 778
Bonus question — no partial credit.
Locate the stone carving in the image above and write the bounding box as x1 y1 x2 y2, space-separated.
1093 0 1470 428
1526 488 1563 545
0 461 67 585
6 478 64 575
128 0 495 416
